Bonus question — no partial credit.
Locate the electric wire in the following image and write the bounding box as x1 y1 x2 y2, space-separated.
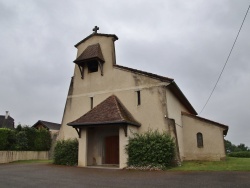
199 5 250 115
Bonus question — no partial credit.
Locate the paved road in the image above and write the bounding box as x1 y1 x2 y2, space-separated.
0 163 249 188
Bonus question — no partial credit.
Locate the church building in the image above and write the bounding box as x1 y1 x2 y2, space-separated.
58 27 228 168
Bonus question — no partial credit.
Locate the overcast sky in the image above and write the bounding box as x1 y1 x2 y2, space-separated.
0 0 249 146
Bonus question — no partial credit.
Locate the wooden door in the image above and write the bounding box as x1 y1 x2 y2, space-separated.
105 136 119 164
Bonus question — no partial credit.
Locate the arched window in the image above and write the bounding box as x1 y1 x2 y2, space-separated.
197 132 203 148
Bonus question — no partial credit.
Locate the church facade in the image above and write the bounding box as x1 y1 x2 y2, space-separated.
58 28 228 168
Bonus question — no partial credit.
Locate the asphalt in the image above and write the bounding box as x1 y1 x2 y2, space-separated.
0 163 249 188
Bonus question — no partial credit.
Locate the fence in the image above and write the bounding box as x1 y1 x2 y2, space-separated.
0 151 49 163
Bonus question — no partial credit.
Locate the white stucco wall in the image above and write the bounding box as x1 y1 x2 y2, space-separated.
0 151 49 163
78 128 87 167
58 34 173 168
59 33 227 168
165 88 190 160
59 35 170 141
182 114 226 161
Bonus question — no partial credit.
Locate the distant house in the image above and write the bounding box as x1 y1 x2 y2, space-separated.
0 111 14 129
32 120 61 134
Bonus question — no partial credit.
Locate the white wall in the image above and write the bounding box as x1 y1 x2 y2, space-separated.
0 151 49 163
182 114 226 161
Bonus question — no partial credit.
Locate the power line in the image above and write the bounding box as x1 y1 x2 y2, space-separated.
199 5 250 115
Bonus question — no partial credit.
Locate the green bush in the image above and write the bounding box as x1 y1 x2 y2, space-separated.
21 126 37 150
0 126 51 151
228 151 250 158
0 128 16 150
125 130 175 168
54 139 78 166
34 129 52 151
15 131 29 150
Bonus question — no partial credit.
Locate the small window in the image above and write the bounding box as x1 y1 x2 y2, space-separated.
136 90 141 106
87 60 98 73
197 132 203 148
90 97 93 109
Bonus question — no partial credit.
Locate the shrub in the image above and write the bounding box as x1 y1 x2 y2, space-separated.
125 130 175 169
21 126 37 150
54 139 78 166
0 126 51 151
15 131 29 150
0 128 16 150
228 151 250 158
34 129 52 151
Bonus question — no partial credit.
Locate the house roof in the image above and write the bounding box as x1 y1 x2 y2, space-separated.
75 33 118 48
168 82 197 115
0 115 14 129
32 120 61 131
114 64 174 83
68 95 141 127
181 112 228 135
74 43 105 64
114 64 197 115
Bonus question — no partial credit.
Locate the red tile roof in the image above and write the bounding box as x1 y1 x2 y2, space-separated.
74 43 105 64
68 95 141 127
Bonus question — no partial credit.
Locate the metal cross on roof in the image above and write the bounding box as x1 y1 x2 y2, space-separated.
93 26 99 33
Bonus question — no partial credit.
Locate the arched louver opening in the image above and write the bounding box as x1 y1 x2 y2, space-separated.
197 132 203 148
73 43 105 79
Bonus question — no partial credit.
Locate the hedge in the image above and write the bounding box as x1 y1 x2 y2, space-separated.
0 127 51 151
228 151 250 158
125 130 175 169
53 139 78 166
0 128 16 150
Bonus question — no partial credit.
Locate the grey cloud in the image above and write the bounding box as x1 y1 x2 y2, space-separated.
0 0 249 146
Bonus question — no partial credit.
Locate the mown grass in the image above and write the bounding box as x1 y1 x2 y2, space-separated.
11 160 53 164
169 157 250 171
8 157 250 171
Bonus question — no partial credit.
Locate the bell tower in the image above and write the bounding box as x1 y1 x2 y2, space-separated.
73 26 118 79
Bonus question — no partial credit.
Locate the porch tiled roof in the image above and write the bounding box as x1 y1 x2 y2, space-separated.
74 43 104 63
68 95 141 127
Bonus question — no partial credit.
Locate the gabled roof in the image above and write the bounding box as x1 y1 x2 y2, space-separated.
68 95 141 127
181 112 228 135
74 43 105 64
75 33 118 48
168 82 197 115
114 64 197 115
0 115 14 129
114 64 174 83
32 120 61 131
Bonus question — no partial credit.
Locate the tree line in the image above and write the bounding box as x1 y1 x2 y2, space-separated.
225 139 249 153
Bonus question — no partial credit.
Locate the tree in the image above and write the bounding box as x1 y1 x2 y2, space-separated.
237 143 248 151
224 139 249 153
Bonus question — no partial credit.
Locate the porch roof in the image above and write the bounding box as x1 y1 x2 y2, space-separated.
73 43 105 64
67 95 141 127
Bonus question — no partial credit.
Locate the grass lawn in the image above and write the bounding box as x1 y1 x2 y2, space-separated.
11 160 53 164
7 157 250 171
169 157 250 171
